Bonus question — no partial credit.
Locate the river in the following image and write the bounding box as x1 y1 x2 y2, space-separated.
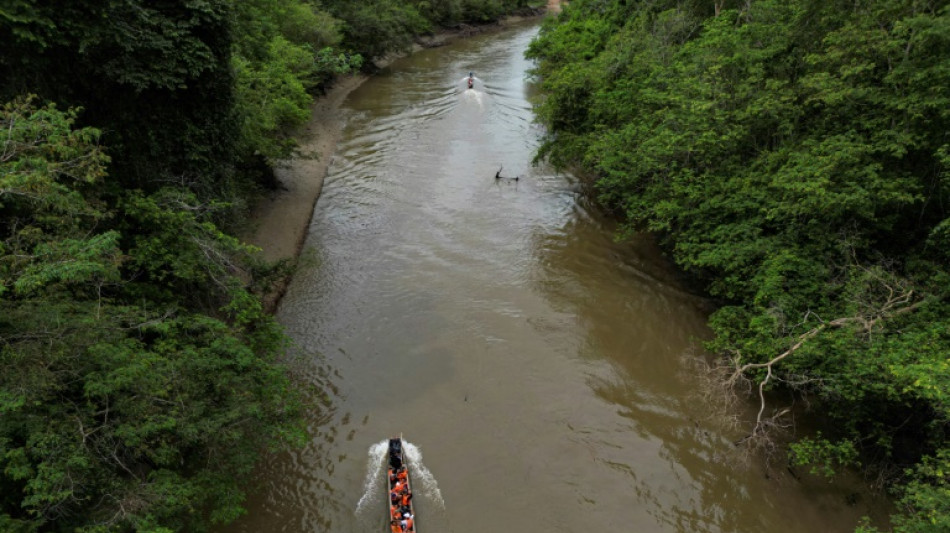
223 20 888 533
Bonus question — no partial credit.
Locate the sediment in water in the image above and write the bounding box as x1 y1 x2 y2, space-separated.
243 8 553 312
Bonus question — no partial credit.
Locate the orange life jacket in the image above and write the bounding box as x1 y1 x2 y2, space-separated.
393 480 407 493
396 469 408 481
390 522 403 533
390 505 401 520
401 492 412 507
404 517 415 531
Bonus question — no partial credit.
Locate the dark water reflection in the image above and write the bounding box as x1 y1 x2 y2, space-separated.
221 20 889 533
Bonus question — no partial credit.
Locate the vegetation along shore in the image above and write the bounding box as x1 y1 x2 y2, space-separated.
528 1 949 531
6 0 945 531
0 1 546 530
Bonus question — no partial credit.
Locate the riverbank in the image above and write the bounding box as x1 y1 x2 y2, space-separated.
245 6 555 311
221 16 889 531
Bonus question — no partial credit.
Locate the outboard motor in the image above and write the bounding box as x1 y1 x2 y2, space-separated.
388 438 403 470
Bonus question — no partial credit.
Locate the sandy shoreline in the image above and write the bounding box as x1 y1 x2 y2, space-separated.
246 74 366 265
244 5 559 310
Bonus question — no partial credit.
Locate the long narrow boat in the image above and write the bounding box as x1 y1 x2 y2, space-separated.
386 437 417 532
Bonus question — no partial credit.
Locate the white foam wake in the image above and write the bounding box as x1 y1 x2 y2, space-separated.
403 441 445 508
355 438 445 517
461 89 486 109
355 440 388 515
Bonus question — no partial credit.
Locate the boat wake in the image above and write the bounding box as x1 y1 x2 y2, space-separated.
460 75 482 88
355 440 389 515
403 440 444 507
355 439 444 519
461 88 486 109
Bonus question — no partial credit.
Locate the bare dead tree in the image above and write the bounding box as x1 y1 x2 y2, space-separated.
708 267 929 460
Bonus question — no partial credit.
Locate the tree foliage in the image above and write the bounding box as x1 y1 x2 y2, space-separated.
231 0 361 164
0 0 238 197
319 0 537 59
0 1 546 529
529 0 950 530
0 99 301 532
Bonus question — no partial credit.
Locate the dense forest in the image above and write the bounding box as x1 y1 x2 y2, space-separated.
0 0 534 530
527 0 949 531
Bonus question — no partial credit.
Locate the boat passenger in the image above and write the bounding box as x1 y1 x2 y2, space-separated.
389 469 400 485
402 512 415 531
400 490 412 508
391 490 400 506
390 519 404 533
396 466 408 482
390 505 401 520
393 479 407 494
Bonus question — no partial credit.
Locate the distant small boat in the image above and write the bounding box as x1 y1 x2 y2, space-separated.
386 437 417 532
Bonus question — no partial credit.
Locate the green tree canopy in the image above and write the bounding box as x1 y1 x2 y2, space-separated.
0 97 302 533
528 1 950 530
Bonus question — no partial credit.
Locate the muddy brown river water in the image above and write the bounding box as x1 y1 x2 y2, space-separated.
223 20 889 533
